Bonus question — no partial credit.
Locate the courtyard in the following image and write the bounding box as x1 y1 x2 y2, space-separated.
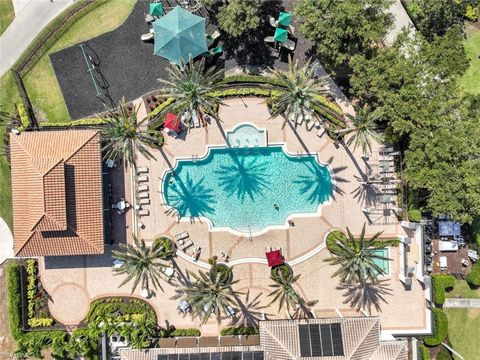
38 97 430 336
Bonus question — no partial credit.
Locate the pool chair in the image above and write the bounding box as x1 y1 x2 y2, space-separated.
141 32 154 42
192 112 200 128
137 184 149 192
137 174 148 183
138 209 150 217
138 198 150 206
316 128 326 138
137 167 149 174
264 36 275 43
175 231 189 241
269 16 279 28
137 192 149 199
281 38 296 51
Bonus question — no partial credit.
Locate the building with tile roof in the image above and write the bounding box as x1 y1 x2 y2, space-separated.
118 317 408 360
9 130 104 257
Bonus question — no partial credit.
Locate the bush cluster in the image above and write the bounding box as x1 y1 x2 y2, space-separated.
17 104 30 131
26 259 37 318
325 230 400 253
436 347 453 360
40 117 106 128
424 308 448 346
418 344 430 360
85 297 157 324
431 275 455 305
220 74 285 87
169 328 201 337
220 326 259 336
271 264 293 282
466 261 480 287
153 237 176 259
408 209 422 223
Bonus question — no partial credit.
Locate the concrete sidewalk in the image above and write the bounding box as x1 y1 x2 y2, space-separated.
385 0 416 45
444 298 480 308
0 217 13 265
0 0 73 77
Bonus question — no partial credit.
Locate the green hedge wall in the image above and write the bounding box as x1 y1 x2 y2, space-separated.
40 117 106 128
424 308 448 346
418 344 431 360
170 328 201 337
17 104 31 131
6 261 22 341
431 275 455 305
220 326 259 336
466 261 480 287
220 74 285 87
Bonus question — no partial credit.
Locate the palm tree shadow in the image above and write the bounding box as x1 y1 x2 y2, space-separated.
291 299 318 320
165 172 216 219
294 161 333 203
231 290 271 327
321 156 350 200
215 150 271 201
336 280 392 313
351 175 381 206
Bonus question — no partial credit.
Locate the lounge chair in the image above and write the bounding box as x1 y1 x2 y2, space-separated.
141 32 154 42
137 192 149 199
138 209 150 217
288 24 295 35
281 38 296 51
138 198 150 206
175 231 189 241
202 45 223 58
137 174 148 183
192 112 200 127
264 36 275 43
137 184 149 192
316 128 326 138
269 16 278 28
137 167 149 174
306 120 315 131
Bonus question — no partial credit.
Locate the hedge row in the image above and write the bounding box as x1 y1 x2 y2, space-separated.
6 261 22 341
325 230 400 253
146 97 175 121
466 261 480 287
431 275 455 305
220 326 259 336
220 74 285 87
40 117 106 128
424 308 448 346
17 104 30 131
85 297 157 324
418 344 430 360
170 328 201 337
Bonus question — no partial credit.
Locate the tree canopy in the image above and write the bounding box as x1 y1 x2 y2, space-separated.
217 0 261 37
295 0 393 72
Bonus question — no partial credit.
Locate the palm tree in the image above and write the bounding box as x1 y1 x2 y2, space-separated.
112 236 168 294
175 270 241 324
336 106 383 154
267 57 342 130
268 271 305 315
324 223 390 286
157 58 224 128
101 98 161 167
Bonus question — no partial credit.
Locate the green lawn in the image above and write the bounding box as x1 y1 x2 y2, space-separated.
445 308 480 360
0 0 14 36
23 0 135 122
459 24 480 95
445 279 480 299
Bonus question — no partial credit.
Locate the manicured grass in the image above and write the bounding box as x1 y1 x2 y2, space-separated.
445 279 480 299
444 308 480 360
0 0 14 36
459 24 480 95
23 0 135 122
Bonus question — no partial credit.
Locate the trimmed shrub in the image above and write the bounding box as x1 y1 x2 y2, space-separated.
408 209 422 223
170 328 201 337
85 297 157 324
28 318 54 328
146 97 175 120
466 261 480 287
431 275 455 305
326 230 400 253
271 263 293 282
465 4 479 21
153 237 176 259
220 74 285 87
418 344 430 360
40 117 106 128
424 308 448 346
220 326 259 336
6 261 22 340
436 347 453 360
17 104 30 131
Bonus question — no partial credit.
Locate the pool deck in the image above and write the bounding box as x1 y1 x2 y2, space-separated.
39 97 430 336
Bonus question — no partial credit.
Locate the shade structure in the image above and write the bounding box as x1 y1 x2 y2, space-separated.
438 221 461 237
277 12 292 27
149 3 163 16
164 112 180 131
274 27 288 43
266 250 283 267
153 6 208 64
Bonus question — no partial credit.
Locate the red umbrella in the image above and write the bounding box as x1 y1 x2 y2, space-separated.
164 112 180 132
266 250 283 267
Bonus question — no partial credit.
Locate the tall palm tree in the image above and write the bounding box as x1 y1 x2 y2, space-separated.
101 98 161 167
267 57 342 130
112 236 168 294
336 106 383 154
268 271 304 315
157 58 224 128
324 223 390 286
175 270 241 324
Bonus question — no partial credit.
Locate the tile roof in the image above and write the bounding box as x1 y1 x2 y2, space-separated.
10 130 104 257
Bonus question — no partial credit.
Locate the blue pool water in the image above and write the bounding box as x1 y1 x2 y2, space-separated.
372 248 390 275
163 146 332 232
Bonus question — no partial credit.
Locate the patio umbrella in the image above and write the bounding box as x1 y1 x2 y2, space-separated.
266 250 283 267
164 112 181 132
277 12 292 27
153 6 208 64
149 3 163 16
273 27 288 43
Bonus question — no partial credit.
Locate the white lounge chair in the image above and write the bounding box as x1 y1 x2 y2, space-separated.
138 198 150 205
264 36 275 43
281 38 296 51
137 174 148 182
141 32 154 42
175 232 189 241
138 209 150 217
137 184 149 192
137 192 149 199
192 112 200 127
269 16 278 28
316 128 326 138
137 167 149 174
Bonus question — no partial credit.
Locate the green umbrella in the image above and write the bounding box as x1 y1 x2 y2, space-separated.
153 6 208 64
277 12 292 27
274 27 288 43
149 3 163 16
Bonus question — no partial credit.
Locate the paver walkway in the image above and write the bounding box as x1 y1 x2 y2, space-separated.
385 0 415 45
444 298 480 308
0 0 73 77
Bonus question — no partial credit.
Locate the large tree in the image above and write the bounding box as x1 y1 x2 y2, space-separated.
157 59 224 128
112 236 168 294
217 0 261 37
101 99 161 167
295 0 393 72
325 224 390 286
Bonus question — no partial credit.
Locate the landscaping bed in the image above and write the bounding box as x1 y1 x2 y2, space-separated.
209 263 233 285
271 263 293 282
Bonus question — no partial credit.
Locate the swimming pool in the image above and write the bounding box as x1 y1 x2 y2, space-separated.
163 145 332 234
372 248 390 276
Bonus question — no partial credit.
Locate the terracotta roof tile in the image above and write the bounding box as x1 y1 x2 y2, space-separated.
10 130 104 257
